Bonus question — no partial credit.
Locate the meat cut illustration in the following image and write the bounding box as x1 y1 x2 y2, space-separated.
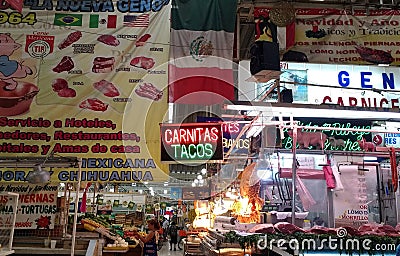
135 34 151 47
58 31 82 49
79 98 108 112
135 83 162 101
53 56 74 73
51 78 76 98
93 79 120 97
97 34 120 47
355 45 394 65
51 78 68 92
57 87 76 98
130 56 155 70
92 57 115 73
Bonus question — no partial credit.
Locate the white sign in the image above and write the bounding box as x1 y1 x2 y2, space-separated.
0 184 58 229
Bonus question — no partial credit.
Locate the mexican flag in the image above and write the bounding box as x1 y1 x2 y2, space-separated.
168 0 237 105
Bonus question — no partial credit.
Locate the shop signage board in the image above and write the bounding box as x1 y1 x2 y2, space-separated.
255 7 400 65
0 184 58 229
160 123 224 162
333 165 376 228
281 118 373 151
0 1 171 182
196 116 250 155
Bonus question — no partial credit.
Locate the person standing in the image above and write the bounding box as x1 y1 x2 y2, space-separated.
168 221 178 251
162 218 169 239
133 219 160 256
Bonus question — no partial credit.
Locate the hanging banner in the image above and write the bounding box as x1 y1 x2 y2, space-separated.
0 1 171 182
0 184 58 229
333 165 376 228
255 7 400 65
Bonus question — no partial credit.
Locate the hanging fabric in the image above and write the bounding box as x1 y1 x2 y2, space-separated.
389 147 398 192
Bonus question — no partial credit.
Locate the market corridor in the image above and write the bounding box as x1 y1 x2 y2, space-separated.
158 245 183 256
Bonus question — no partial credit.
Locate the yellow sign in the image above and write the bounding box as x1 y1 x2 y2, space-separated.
0 2 171 182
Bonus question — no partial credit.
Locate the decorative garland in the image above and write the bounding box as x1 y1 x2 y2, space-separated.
224 231 400 255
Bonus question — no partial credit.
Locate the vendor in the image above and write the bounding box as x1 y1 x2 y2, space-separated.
133 219 160 256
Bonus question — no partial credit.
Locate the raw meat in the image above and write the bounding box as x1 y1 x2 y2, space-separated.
130 56 155 70
135 83 163 101
92 57 115 73
307 226 336 235
247 224 275 234
93 79 120 97
340 226 360 236
79 98 108 112
58 31 82 49
136 34 151 47
57 87 76 98
53 56 74 73
395 223 400 232
358 223 376 233
360 231 385 236
97 35 120 46
274 222 305 235
52 78 68 92
375 224 397 234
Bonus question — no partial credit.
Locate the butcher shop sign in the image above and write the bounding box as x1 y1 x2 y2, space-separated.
0 1 171 182
256 7 400 65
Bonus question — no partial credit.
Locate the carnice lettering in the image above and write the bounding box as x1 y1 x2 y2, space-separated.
322 96 400 109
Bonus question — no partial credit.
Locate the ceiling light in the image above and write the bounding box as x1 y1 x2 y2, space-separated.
201 168 207 175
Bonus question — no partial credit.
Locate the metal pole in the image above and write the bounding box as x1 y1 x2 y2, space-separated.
291 126 298 225
71 158 82 256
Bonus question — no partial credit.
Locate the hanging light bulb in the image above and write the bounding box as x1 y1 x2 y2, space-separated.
201 168 207 175
197 175 203 180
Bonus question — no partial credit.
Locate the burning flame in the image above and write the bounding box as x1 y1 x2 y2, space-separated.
231 196 263 223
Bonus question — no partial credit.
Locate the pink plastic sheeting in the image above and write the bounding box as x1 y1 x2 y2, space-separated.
296 175 316 211
322 165 336 189
280 168 325 180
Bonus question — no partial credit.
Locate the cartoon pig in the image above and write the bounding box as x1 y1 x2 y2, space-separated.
0 33 33 90
287 129 328 149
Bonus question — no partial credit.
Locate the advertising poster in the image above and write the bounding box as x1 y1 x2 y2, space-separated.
333 165 376 228
255 8 400 65
0 184 58 229
0 1 171 182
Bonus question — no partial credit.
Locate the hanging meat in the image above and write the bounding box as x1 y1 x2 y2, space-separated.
58 31 82 49
93 79 120 97
53 56 74 73
355 45 394 65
